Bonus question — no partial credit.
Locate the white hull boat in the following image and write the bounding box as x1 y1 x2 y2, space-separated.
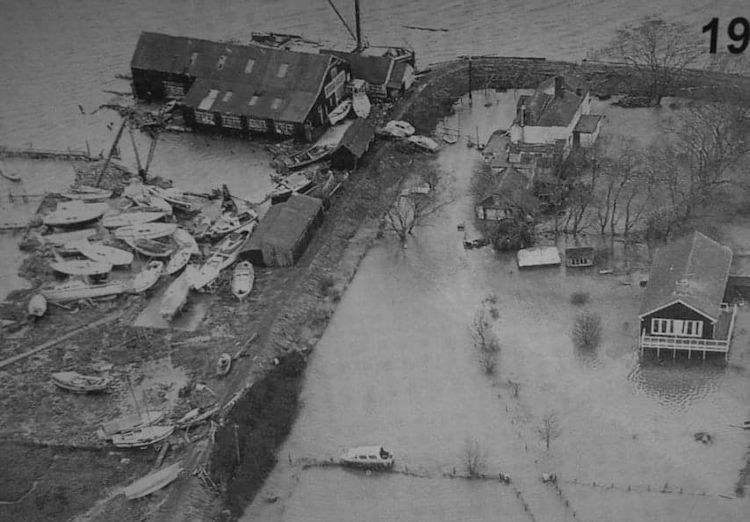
407 135 440 152
193 223 255 290
165 248 193 275
125 237 176 258
148 186 195 212
100 410 166 439
380 120 415 138
28 294 47 317
216 353 232 376
231 261 254 300
172 227 199 253
67 239 133 266
40 280 125 302
60 186 112 202
114 223 177 241
340 446 394 470
129 260 163 293
111 425 174 449
102 210 167 229
51 371 110 393
328 99 352 125
43 202 108 227
50 259 112 277
206 211 257 240
159 266 195 321
123 462 182 499
352 91 371 118
34 228 97 247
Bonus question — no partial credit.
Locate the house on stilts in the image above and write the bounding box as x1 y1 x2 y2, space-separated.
638 231 737 360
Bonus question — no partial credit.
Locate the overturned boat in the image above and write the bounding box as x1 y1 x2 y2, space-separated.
51 371 111 393
43 201 108 228
60 185 113 202
352 91 371 118
111 425 174 449
49 258 113 277
40 279 125 302
340 446 394 470
159 265 196 321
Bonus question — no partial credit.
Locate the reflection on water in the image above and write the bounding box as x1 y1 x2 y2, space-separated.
628 357 724 412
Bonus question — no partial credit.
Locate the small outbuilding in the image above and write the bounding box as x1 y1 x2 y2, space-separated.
517 246 561 269
330 119 376 170
239 194 323 267
475 167 538 222
565 246 594 268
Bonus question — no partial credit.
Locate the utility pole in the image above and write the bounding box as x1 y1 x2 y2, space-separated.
233 423 241 464
468 58 473 105
354 0 362 52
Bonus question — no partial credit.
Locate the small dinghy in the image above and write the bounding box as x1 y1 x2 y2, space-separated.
51 371 110 393
111 425 174 449
407 135 440 152
67 239 133 266
43 202 108 227
123 462 182 500
126 237 176 258
193 223 255 291
380 120 415 138
328 99 352 125
129 260 163 293
176 403 220 429
231 261 254 300
40 279 125 302
216 353 232 377
27 294 47 318
102 210 167 229
148 186 195 212
99 410 166 439
1 168 21 182
279 144 334 171
340 446 394 470
159 265 196 321
352 91 371 118
172 227 199 253
50 258 112 277
165 248 193 275
114 222 177 241
60 186 112 202
442 134 458 144
269 173 313 203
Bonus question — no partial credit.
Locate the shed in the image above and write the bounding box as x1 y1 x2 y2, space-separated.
517 246 561 268
475 167 538 222
330 119 376 170
239 194 323 267
565 246 594 268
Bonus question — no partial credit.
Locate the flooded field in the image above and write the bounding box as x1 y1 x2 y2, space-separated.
243 93 750 521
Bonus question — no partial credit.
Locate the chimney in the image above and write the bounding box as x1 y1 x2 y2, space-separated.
554 76 563 98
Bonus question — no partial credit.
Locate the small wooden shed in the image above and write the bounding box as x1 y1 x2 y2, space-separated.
330 119 376 170
565 246 594 268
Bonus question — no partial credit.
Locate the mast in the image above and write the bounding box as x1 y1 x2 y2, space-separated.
354 0 362 52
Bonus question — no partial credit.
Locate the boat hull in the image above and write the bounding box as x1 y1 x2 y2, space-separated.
111 425 174 448
231 261 254 299
102 211 167 229
40 280 125 302
115 223 178 241
100 410 166 438
159 267 195 320
328 99 352 125
124 462 182 499
49 259 112 276
51 371 110 393
352 92 371 118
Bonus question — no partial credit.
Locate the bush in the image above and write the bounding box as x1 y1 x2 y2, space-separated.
462 437 487 477
478 350 497 374
570 291 589 306
572 313 602 350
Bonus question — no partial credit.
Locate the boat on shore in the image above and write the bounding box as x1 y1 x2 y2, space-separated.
99 410 166 439
123 462 182 499
148 186 195 212
165 248 192 275
173 227 199 252
340 446 394 470
43 202 108 227
49 258 112 277
40 279 125 302
379 120 415 138
33 228 98 247
28 294 47 317
407 135 440 152
176 403 220 429
352 92 371 118
111 425 174 449
102 210 167 229
129 260 163 293
60 185 112 202
328 99 352 125
159 265 196 321
192 224 255 291
231 261 254 300
205 210 257 240
114 222 177 241
51 371 110 393
279 144 334 171
216 353 232 377
126 237 176 258
67 239 133 266
1 168 21 182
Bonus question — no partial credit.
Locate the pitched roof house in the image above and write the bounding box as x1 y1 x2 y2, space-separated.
475 167 539 222
330 119 376 170
320 49 414 99
638 231 737 359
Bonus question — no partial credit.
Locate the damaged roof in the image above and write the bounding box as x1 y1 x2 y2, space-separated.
574 114 603 133
320 49 393 85
639 231 733 320
516 76 588 128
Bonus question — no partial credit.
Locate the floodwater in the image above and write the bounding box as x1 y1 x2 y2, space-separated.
242 93 750 521
0 0 746 300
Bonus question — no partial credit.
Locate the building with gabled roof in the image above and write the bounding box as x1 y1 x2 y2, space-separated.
320 49 413 99
130 32 349 139
330 119 376 170
475 167 539 222
638 231 737 360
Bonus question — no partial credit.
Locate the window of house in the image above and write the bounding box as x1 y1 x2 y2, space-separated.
274 121 295 135
194 110 215 126
244 58 255 74
650 318 702 337
217 55 227 70
222 91 233 103
248 95 259 106
221 114 242 129
277 63 289 78
246 118 267 131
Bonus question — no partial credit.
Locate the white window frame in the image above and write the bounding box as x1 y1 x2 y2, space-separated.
194 110 215 126
650 318 702 337
221 113 242 129
246 118 267 132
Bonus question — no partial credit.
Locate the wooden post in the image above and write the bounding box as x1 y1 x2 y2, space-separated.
233 423 240 464
128 126 142 173
96 118 127 187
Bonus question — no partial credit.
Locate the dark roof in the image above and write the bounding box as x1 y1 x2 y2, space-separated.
183 78 318 123
639 231 733 320
479 168 539 213
334 119 375 158
244 194 322 254
516 76 588 127
574 114 603 133
320 50 393 85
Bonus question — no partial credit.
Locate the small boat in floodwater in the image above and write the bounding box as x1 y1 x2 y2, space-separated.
51 371 110 393
340 446 394 470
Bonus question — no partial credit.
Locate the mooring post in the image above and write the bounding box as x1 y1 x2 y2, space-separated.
233 423 240 464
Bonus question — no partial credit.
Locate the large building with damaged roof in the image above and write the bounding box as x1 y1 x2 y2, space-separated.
130 32 349 139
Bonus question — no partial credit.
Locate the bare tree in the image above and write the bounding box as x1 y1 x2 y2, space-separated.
595 17 702 104
537 413 562 450
462 437 487 476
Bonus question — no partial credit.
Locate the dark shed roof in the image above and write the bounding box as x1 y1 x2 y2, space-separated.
639 231 733 320
243 194 323 255
334 119 375 158
574 114 603 133
480 167 539 214
320 50 393 85
515 76 588 128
